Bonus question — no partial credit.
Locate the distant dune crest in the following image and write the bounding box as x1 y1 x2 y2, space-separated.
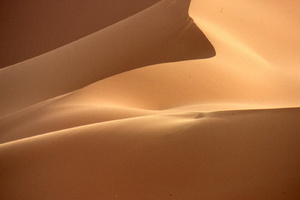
0 0 299 199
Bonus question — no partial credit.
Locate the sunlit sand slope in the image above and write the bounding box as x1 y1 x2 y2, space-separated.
0 0 214 118
0 0 299 199
1 108 299 199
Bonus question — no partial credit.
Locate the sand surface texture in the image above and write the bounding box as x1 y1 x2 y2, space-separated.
1 0 299 199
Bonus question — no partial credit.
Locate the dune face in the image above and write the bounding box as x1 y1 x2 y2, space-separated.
0 0 162 69
0 0 215 118
0 0 300 199
1 108 300 199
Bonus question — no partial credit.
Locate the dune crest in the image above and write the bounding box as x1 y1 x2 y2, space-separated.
0 0 214 118
0 0 299 199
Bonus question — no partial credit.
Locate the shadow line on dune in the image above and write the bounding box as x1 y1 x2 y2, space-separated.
0 0 215 118
150 18 216 64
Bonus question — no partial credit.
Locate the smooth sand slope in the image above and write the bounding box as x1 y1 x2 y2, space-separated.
0 0 162 68
0 0 300 199
1 108 300 199
0 0 214 118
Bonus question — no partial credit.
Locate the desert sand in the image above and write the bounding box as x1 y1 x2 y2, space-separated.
0 0 299 199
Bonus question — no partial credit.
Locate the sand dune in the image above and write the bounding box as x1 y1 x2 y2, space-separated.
0 0 162 68
0 0 299 199
1 107 299 199
0 0 215 118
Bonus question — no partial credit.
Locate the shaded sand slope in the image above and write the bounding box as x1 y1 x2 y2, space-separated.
2 0 299 143
0 0 214 118
0 0 161 68
0 0 300 199
1 108 299 199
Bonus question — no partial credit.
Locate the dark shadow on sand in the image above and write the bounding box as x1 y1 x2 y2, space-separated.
143 18 216 66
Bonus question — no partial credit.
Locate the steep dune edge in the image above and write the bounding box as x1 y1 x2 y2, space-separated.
0 0 299 198
0 0 214 118
1 107 299 199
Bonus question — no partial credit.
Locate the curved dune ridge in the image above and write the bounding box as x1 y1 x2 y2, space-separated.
0 0 299 199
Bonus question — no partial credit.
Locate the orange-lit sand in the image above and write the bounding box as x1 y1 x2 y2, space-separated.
0 0 299 199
